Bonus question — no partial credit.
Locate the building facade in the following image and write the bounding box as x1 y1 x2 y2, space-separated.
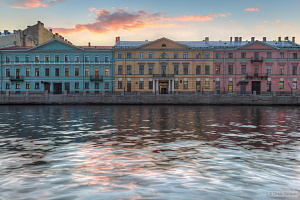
114 37 214 94
0 39 114 94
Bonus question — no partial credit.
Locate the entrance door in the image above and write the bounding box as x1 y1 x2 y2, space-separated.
196 81 201 92
65 82 70 93
53 83 62 94
252 81 261 94
159 81 168 94
44 82 50 93
127 81 131 92
240 86 246 94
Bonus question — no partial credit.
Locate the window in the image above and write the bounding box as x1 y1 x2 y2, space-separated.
55 55 59 62
118 53 123 59
241 52 246 58
241 65 246 75
26 83 30 89
85 82 89 89
84 56 89 62
254 52 259 59
174 53 179 59
75 55 79 62
161 53 166 59
267 66 272 75
75 68 79 76
279 81 284 89
205 81 210 88
149 53 153 58
95 55 99 62
267 81 271 91
55 68 60 76
105 68 109 77
35 55 39 62
215 65 220 75
26 68 30 77
105 82 109 89
216 81 220 89
25 55 30 62
35 82 39 89
280 52 284 59
45 68 50 76
280 67 284 75
293 66 297 75
45 55 50 62
148 64 154 75
228 53 233 59
6 83 10 89
228 65 233 75
85 68 89 77
127 52 132 58
205 52 210 59
65 68 69 77
196 66 201 75
95 82 99 89
15 55 20 63
118 81 122 89
205 66 210 75
162 44 166 47
139 81 144 89
139 52 144 58
139 65 144 75
216 52 220 59
65 55 70 62
5 56 10 62
293 82 297 89
6 69 10 77
16 83 20 89
183 64 188 75
183 81 188 89
75 82 79 89
149 81 153 89
267 52 272 58
35 68 40 77
183 53 188 59
293 53 298 59
127 66 132 75
174 64 179 75
105 55 110 62
174 81 179 89
196 53 201 59
118 65 123 75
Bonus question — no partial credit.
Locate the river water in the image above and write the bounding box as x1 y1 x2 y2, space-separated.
0 105 299 200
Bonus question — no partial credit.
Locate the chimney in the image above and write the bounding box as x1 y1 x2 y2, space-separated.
292 37 295 43
230 37 232 42
239 37 242 42
251 37 255 42
49 29 52 33
278 37 281 42
23 35 28 46
234 37 238 42
115 36 120 43
4 30 8 35
37 21 41 25
0 32 1 35
263 37 266 42
88 42 91 47
205 37 209 42
41 23 44 27
65 39 68 42
285 36 289 41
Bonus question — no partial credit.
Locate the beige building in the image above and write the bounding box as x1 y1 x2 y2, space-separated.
114 37 214 94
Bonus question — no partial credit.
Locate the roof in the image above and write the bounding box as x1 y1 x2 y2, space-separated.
79 46 113 50
1 46 31 50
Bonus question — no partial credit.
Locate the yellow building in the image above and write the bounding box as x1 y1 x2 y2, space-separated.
114 37 214 94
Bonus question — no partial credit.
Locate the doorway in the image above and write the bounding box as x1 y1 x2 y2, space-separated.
252 81 261 94
44 82 50 93
159 81 168 94
240 86 246 94
53 83 62 94
65 82 70 93
127 81 131 92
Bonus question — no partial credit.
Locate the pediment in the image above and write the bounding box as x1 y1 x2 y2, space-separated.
139 37 190 50
30 39 82 51
237 41 278 50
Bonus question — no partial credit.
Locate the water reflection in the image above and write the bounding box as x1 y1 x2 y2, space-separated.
0 105 300 199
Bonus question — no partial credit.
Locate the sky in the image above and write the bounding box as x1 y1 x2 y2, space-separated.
1 0 300 46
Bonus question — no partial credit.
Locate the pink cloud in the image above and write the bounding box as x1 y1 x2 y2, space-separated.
244 8 259 12
3 0 66 9
276 20 281 23
52 8 231 34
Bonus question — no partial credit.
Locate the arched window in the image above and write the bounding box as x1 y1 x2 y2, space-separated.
162 44 166 47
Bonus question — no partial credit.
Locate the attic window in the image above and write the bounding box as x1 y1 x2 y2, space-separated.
162 44 166 47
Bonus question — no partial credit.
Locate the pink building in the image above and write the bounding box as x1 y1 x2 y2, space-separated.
213 37 300 94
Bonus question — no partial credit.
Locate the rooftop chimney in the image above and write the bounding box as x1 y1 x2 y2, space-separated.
251 37 255 42
263 37 266 42
4 30 8 35
205 37 209 42
49 29 52 33
230 37 232 42
23 35 28 46
116 36 120 43
37 21 41 25
292 37 295 43
234 37 238 42
239 37 242 42
278 37 281 42
88 42 91 47
285 36 289 41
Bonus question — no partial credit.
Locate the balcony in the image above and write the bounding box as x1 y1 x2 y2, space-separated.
90 75 103 81
251 57 263 63
153 74 174 77
246 73 268 79
9 76 24 81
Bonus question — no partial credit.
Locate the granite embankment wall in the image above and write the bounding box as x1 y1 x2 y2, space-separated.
1 93 300 105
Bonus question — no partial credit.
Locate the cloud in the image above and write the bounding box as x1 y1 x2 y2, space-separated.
244 8 259 12
51 8 231 34
276 20 281 23
1 0 67 9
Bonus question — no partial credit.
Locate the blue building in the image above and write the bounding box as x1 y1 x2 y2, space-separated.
0 39 114 94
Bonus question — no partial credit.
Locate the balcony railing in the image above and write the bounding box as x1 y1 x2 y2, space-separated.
153 74 174 77
9 76 24 81
246 73 268 79
4 61 112 65
90 75 103 81
251 57 263 63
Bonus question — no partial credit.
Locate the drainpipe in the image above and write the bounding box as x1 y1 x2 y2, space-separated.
288 50 293 94
223 43 226 94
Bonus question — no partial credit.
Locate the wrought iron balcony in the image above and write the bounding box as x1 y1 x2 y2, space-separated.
246 73 268 79
90 75 103 81
251 57 263 63
9 76 24 81
153 74 174 77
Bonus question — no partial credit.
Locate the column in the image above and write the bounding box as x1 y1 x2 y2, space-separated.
168 79 171 93
156 80 159 93
172 79 174 93
153 79 155 93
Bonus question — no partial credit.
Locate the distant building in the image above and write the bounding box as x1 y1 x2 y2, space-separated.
0 39 114 94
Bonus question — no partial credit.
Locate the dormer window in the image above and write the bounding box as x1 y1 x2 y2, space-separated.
162 44 166 47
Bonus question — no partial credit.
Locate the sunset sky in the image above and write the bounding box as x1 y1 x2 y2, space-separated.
1 0 300 45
